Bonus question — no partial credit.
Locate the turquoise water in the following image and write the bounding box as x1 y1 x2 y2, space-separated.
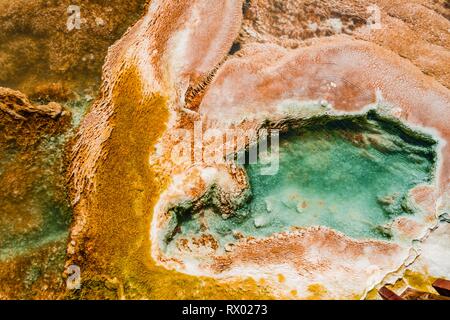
168 112 437 249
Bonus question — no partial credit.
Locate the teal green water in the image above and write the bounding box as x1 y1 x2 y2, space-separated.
168 112 437 250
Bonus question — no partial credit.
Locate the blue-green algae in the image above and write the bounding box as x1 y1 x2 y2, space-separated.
167 111 437 250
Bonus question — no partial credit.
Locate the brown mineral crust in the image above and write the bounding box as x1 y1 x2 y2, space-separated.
29 82 75 103
354 11 450 89
386 185 439 240
0 87 64 120
210 227 402 274
198 234 219 251
0 238 68 300
0 87 71 147
391 218 426 240
239 0 450 88
240 0 368 43
410 185 438 216
162 0 243 83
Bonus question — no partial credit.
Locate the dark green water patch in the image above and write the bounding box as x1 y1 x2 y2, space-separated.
167 111 437 251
